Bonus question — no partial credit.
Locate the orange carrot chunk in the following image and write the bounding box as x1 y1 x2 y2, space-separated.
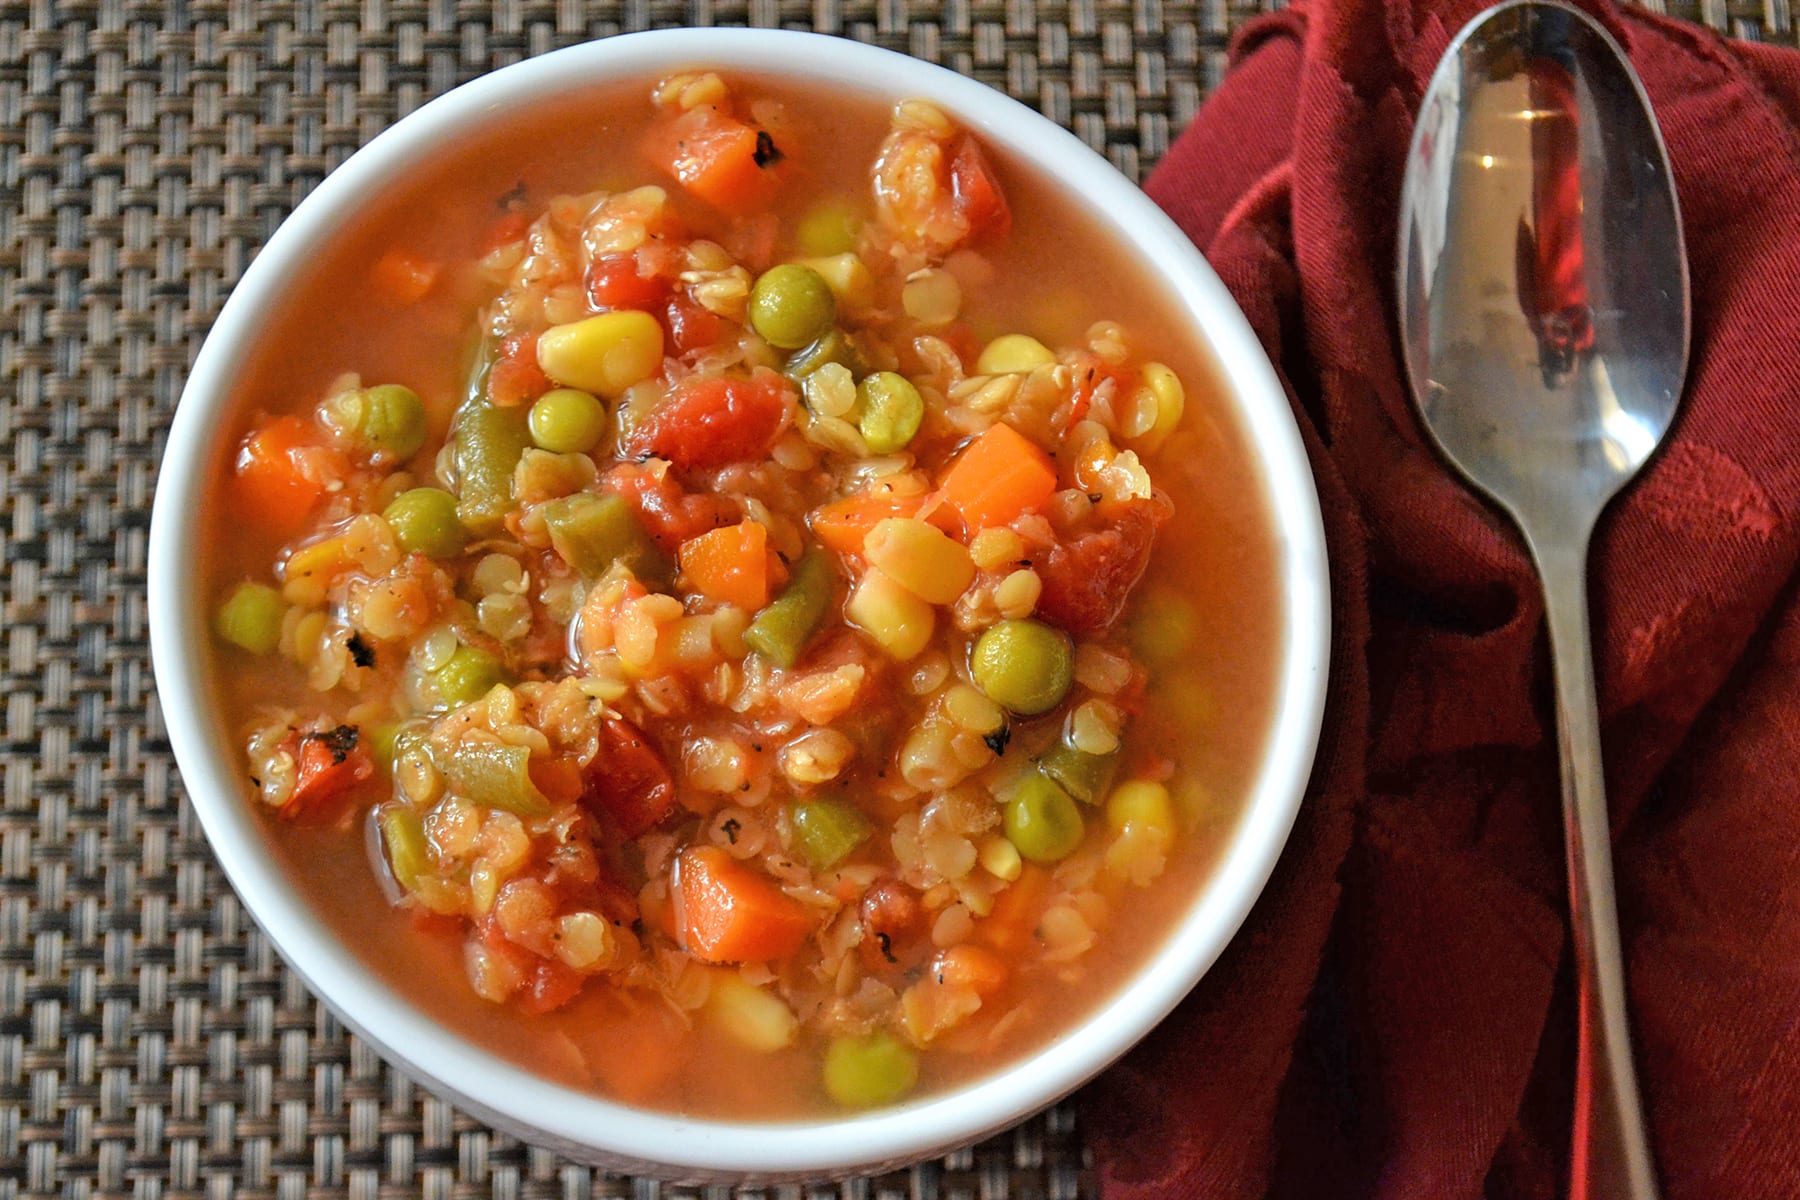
233 415 326 534
810 490 926 556
939 422 1057 531
371 250 438 305
679 521 771 611
675 845 817 964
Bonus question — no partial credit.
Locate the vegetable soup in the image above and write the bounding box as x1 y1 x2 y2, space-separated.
201 71 1283 1118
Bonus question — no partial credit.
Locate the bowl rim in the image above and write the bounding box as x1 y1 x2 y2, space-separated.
147 26 1329 1178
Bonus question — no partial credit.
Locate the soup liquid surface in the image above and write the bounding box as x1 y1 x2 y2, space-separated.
203 76 1283 1119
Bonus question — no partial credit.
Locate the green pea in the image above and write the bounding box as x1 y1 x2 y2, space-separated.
796 201 862 258
789 797 872 870
856 372 924 453
383 487 467 559
527 387 608 454
326 384 427 460
432 645 505 708
1127 587 1197 667
749 264 836 350
1003 773 1085 863
214 582 285 655
823 1031 919 1109
970 619 1074 716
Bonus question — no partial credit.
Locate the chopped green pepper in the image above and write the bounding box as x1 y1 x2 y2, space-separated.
432 645 505 707
1036 741 1119 806
378 805 432 890
786 329 867 382
789 797 872 869
437 740 550 816
744 551 835 668
541 492 664 581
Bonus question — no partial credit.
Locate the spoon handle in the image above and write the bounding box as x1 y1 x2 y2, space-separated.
1536 542 1660 1200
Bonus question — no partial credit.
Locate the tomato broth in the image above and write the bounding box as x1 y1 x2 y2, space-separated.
200 72 1283 1119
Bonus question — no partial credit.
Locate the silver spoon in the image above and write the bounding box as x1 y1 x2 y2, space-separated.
1397 2 1686 1197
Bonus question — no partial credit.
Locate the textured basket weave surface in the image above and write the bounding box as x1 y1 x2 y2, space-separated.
0 1 1783 1197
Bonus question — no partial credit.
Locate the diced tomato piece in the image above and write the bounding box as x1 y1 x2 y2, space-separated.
1035 495 1172 635
650 107 784 213
583 718 676 837
233 416 327 535
665 296 726 354
585 252 671 312
481 209 532 255
601 462 740 552
950 136 1011 243
280 725 375 820
518 958 583 1014
625 369 792 471
488 332 553 408
528 756 586 807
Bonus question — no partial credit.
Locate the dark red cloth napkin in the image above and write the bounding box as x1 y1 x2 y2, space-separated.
1084 2 1800 1196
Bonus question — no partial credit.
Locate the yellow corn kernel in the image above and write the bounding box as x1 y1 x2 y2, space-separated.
797 253 876 313
847 568 935 661
281 535 355 606
705 972 798 1052
1107 779 1175 838
943 684 1004 735
979 833 1023 882
536 311 664 396
969 527 1025 573
863 518 974 606
976 334 1057 375
1135 362 1186 453
993 568 1042 619
902 269 962 326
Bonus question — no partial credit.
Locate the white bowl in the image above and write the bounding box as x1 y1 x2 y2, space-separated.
148 27 1328 1182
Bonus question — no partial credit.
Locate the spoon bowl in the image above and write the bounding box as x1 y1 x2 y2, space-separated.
1397 3 1687 1198
1400 0 1688 538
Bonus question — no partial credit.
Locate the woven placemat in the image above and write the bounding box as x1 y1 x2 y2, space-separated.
0 2 1787 1197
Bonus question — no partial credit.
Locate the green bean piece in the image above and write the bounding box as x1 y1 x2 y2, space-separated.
432 645 505 707
789 797 872 870
528 387 609 454
970 619 1074 716
383 487 467 559
1003 773 1085 863
325 384 428 461
453 401 534 534
1036 741 1119 806
744 551 835 668
214 582 286 655
786 329 868 383
822 1032 919 1109
437 740 550 817
749 264 836 350
378 805 432 890
796 201 862 258
856 372 925 453
541 493 665 581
